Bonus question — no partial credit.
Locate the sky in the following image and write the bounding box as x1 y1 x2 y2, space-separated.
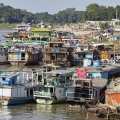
0 0 119 14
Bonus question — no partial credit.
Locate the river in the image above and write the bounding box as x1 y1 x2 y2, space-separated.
0 30 103 120
0 104 103 120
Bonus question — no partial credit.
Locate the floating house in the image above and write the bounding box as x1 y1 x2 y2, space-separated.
105 78 120 108
66 65 120 104
15 23 31 32
44 42 68 66
8 45 43 66
0 45 8 64
29 26 54 44
0 72 33 105
33 68 74 104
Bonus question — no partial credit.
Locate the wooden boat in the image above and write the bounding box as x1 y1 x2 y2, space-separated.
9 24 54 45
0 44 8 64
15 23 31 32
105 78 120 108
0 71 33 105
66 65 120 104
8 44 43 66
4 32 13 38
33 68 74 104
44 42 68 66
29 26 54 43
66 74 97 104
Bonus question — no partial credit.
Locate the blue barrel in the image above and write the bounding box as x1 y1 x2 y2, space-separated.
93 60 101 67
83 59 92 67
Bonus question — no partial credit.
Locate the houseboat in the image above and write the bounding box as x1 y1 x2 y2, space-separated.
44 41 68 66
105 78 120 108
29 25 55 44
8 44 43 66
0 71 33 105
0 44 8 64
15 23 31 32
33 68 74 104
4 23 31 39
9 24 55 45
66 65 120 104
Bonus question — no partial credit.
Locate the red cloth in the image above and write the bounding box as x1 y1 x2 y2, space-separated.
76 68 87 79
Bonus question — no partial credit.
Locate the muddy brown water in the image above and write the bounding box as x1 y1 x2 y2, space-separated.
0 104 105 120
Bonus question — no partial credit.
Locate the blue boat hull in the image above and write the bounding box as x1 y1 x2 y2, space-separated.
1 97 33 106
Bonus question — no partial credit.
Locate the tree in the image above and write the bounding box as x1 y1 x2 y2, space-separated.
86 4 100 20
99 22 110 30
0 3 119 24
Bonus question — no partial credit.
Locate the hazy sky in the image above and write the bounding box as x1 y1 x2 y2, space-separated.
0 0 119 14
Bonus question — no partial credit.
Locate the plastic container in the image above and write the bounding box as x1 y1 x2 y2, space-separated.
83 58 92 67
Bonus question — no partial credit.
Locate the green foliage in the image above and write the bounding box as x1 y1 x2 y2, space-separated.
0 3 119 24
0 23 16 29
99 22 110 30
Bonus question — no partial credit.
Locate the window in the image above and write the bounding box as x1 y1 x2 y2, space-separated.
50 88 53 93
2 77 5 81
83 82 89 87
21 53 25 60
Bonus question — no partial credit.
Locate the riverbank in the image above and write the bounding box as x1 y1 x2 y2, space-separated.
0 23 16 29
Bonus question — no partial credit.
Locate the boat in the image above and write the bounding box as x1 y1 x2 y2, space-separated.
66 71 97 104
8 24 55 46
29 25 54 44
66 65 120 104
8 44 43 66
0 71 33 105
45 41 68 66
4 23 31 39
33 68 74 104
105 78 120 108
4 32 13 38
0 44 8 64
15 23 31 32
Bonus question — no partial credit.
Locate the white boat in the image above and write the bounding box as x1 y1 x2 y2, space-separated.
0 72 33 105
33 68 74 104
15 23 31 32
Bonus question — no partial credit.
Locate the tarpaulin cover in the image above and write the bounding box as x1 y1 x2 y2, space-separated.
76 68 87 79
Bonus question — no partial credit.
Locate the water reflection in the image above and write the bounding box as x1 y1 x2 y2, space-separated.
0 104 102 120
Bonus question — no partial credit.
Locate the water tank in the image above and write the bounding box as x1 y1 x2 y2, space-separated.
83 59 92 67
93 60 101 67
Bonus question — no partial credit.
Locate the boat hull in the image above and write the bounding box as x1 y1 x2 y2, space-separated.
1 97 33 106
9 60 40 66
9 61 26 66
36 98 55 105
